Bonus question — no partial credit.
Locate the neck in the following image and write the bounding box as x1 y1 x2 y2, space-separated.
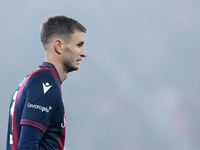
44 57 68 82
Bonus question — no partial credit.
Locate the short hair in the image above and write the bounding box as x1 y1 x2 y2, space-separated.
40 15 87 47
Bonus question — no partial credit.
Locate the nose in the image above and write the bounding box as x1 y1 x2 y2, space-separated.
80 47 87 57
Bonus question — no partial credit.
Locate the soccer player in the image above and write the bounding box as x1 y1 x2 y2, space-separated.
6 15 87 150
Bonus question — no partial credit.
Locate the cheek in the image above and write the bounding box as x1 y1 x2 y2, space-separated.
63 52 76 63
63 47 78 61
71 49 79 59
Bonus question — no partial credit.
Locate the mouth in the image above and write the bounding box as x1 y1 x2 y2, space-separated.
77 59 81 65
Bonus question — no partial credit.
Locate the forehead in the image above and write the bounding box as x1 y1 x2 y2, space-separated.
68 31 85 43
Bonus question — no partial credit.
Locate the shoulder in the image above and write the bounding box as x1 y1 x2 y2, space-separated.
24 68 61 100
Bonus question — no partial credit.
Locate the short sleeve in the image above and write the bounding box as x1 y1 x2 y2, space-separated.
20 78 62 133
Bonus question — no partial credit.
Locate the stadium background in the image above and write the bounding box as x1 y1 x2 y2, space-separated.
1 0 200 149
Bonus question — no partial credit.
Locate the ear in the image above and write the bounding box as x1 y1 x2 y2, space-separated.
54 39 62 54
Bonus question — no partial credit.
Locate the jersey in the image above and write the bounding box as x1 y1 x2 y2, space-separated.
6 62 66 150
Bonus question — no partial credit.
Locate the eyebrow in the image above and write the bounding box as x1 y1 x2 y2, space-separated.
77 41 84 46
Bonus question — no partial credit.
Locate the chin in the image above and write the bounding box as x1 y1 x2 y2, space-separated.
67 66 79 73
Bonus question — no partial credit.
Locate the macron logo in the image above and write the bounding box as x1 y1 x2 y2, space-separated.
42 82 52 94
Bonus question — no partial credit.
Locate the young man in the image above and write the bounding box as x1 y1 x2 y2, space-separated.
6 15 87 150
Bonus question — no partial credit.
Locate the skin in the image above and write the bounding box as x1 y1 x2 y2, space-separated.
44 31 86 81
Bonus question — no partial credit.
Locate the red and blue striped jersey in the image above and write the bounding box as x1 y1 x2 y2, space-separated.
7 62 66 150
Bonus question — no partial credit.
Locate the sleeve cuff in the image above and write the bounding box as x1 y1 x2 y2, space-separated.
20 119 47 133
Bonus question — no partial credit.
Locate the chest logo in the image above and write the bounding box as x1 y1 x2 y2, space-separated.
42 82 52 94
61 114 66 128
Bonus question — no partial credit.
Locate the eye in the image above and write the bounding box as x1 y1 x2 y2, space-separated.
77 42 84 47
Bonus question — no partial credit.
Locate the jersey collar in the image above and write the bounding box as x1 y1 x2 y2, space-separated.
39 62 62 84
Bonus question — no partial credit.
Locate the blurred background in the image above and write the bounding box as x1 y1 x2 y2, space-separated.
1 0 200 149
